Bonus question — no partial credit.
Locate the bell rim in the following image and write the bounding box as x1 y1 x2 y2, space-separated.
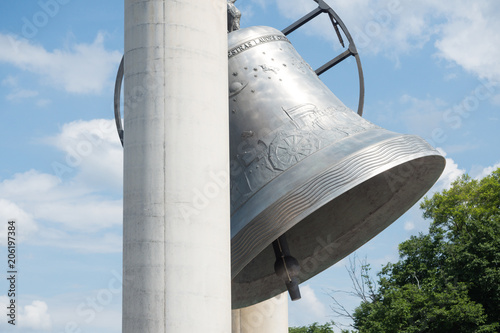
231 131 445 308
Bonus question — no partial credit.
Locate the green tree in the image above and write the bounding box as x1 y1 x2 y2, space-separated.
288 321 335 333
350 168 500 332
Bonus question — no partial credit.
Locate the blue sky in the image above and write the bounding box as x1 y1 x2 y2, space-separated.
0 0 499 332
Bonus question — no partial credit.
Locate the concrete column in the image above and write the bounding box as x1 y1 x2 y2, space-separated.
123 0 230 332
232 293 288 333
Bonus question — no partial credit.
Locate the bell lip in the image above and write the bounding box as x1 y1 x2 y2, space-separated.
231 131 445 308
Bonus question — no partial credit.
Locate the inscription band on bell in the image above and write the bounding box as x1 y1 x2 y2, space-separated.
228 34 291 58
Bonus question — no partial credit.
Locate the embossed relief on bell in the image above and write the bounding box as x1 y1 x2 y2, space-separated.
259 64 279 74
241 130 254 139
226 26 382 211
225 25 446 310
269 131 320 171
230 180 250 209
283 104 325 130
289 56 308 74
284 45 311 74
311 106 344 131
280 104 378 144
230 156 253 207
239 139 267 167
245 156 277 196
229 81 247 97
230 138 281 210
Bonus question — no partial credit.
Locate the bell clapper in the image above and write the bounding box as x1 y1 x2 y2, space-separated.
272 234 302 301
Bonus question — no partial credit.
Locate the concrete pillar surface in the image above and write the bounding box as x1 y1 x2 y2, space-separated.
232 293 288 333
123 0 230 332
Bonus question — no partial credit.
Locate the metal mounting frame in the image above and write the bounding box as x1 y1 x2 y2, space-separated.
114 56 124 146
282 0 365 116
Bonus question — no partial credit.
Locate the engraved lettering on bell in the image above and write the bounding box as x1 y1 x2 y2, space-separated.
228 35 291 58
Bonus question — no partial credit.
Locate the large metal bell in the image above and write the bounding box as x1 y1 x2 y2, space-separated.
229 26 445 309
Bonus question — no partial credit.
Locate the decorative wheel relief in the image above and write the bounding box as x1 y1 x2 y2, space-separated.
269 132 319 171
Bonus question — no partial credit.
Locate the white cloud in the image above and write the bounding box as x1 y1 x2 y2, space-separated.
240 0 268 20
398 206 429 235
46 290 122 333
396 157 498 236
47 119 123 192
36 98 51 107
2 75 18 87
339 0 435 55
0 32 121 94
276 0 342 53
431 149 465 192
273 0 500 81
1 170 63 202
389 153 466 235
404 221 415 231
301 285 329 317
249 0 270 10
36 229 122 253
289 285 329 326
471 161 500 179
0 170 122 233
276 0 316 19
6 89 39 101
19 300 52 331
0 199 38 245
444 73 459 81
397 94 448 138
0 119 123 252
0 296 52 331
2 74 42 103
435 1 500 82
276 0 437 58
441 143 480 155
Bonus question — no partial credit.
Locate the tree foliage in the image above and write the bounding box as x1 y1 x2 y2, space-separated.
288 321 335 333
351 168 500 332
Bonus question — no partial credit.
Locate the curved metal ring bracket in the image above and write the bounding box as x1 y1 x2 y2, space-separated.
114 56 124 146
281 0 365 116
